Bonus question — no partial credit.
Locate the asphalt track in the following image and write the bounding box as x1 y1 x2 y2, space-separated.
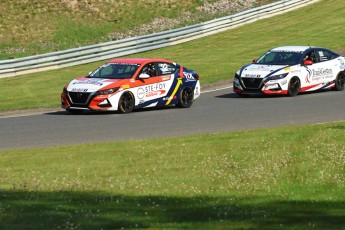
1 86 345 150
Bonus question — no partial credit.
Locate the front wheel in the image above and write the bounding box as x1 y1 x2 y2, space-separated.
334 72 345 91
177 86 194 108
118 92 135 113
287 77 300 97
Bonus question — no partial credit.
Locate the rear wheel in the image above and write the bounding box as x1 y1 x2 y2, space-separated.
177 86 194 108
118 92 135 113
334 72 345 91
287 77 300 97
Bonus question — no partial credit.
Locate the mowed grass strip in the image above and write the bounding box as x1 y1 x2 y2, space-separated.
1 0 345 112
0 122 344 229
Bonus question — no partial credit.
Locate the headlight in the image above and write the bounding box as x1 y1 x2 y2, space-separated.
234 73 240 79
96 87 119 95
264 73 288 82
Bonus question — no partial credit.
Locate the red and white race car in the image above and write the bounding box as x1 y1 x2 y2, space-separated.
61 58 200 113
233 46 345 97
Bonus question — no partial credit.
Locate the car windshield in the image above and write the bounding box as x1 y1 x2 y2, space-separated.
89 63 140 79
256 51 303 65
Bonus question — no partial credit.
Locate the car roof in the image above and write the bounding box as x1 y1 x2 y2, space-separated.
270 46 317 52
107 58 173 65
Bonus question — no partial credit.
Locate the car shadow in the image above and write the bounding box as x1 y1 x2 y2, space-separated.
216 92 276 99
45 106 175 116
216 89 335 99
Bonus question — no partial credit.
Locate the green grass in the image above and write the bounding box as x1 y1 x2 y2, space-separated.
0 0 274 59
1 122 344 229
1 0 344 112
1 2 345 229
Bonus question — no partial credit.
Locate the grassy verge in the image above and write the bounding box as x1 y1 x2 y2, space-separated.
1 0 344 112
1 122 344 229
0 0 274 59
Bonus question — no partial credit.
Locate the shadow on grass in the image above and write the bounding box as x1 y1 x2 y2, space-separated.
0 190 344 229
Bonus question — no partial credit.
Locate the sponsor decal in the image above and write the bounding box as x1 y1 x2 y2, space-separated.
305 68 312 83
183 72 196 81
121 84 130 89
110 63 139 66
338 58 345 69
312 68 333 76
273 50 303 53
161 76 171 81
247 66 271 72
146 90 166 97
244 74 261 78
144 83 166 92
284 67 291 71
265 83 279 88
311 68 333 81
163 96 176 101
71 88 88 92
137 88 145 99
142 83 166 98
195 87 200 96
73 79 104 86
281 79 287 85
160 63 169 72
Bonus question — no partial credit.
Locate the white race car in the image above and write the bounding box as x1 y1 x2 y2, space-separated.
233 46 345 96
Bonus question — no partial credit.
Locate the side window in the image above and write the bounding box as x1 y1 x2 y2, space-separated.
317 50 338 62
303 51 317 63
140 63 158 78
157 62 177 75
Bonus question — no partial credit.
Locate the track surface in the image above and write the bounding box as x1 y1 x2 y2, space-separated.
1 87 345 150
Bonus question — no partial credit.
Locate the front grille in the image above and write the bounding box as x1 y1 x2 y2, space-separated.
241 78 262 89
68 92 92 104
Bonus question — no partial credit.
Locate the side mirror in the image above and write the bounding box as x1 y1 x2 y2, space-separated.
252 58 258 63
139 73 150 79
303 60 313 65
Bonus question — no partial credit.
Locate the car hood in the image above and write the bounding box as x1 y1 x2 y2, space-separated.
67 77 123 92
240 64 287 78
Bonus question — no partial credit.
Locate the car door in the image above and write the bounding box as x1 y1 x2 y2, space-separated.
134 62 176 106
305 49 335 86
314 49 339 83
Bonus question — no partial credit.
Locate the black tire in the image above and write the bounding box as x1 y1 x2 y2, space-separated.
334 72 345 91
118 92 135 113
287 77 300 97
177 86 194 108
66 108 83 114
